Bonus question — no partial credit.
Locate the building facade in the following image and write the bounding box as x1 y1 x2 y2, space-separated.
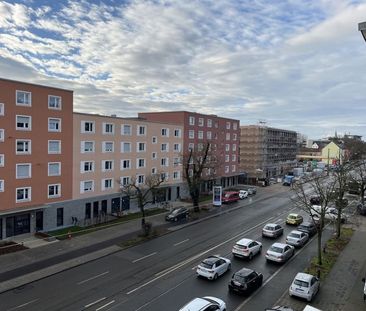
0 78 73 239
138 111 241 190
239 125 298 183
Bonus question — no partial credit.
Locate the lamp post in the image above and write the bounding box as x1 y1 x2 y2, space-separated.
359 22 366 43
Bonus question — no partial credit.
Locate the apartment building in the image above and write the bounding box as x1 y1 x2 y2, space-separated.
138 111 241 191
72 113 184 223
0 78 73 239
239 125 298 183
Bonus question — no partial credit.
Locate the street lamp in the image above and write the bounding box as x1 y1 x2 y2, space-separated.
359 21 366 43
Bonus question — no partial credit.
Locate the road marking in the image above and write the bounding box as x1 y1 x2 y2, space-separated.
127 217 274 295
84 297 106 308
174 239 189 246
132 252 157 263
6 299 39 311
77 271 109 285
95 300 115 311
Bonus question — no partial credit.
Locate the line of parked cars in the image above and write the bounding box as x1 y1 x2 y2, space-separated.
180 212 320 310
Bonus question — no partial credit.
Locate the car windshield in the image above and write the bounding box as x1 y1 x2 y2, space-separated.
171 209 180 215
200 261 213 269
269 246 283 253
289 233 300 238
233 274 248 283
236 244 247 249
289 215 296 219
294 279 309 287
265 226 274 231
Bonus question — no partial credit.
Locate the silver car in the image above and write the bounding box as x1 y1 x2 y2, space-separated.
262 223 284 238
286 230 309 248
266 243 295 263
196 255 231 280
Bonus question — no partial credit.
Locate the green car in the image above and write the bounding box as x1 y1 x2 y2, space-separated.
286 213 303 225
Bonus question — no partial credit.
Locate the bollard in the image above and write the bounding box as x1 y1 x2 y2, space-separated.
68 231 72 239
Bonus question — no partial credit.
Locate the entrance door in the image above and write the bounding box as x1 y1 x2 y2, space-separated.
168 187 171 201
36 211 43 231
176 186 180 199
93 201 99 218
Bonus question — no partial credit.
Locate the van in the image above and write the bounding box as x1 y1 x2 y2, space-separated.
222 191 240 203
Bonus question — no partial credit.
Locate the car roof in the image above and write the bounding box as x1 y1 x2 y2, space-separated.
288 213 300 217
265 223 280 227
289 230 303 235
180 298 210 310
236 238 253 246
272 242 287 248
202 256 221 264
235 267 254 276
294 272 314 282
299 221 313 226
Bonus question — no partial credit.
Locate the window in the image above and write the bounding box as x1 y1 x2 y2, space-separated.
48 162 61 176
232 165 236 172
188 143 194 151
160 172 167 181
225 166 229 173
0 129 4 142
151 167 157 174
121 159 131 170
198 131 203 139
16 115 31 130
103 123 114 134
198 117 204 126
225 155 230 162
137 175 145 184
102 141 114 152
189 116 195 125
0 179 4 192
226 133 230 140
233 133 237 140
81 161 94 173
173 143 181 152
121 124 131 135
49 140 61 154
161 128 169 137
137 158 145 168
16 140 31 154
48 118 61 132
189 130 194 139
16 90 31 106
48 184 61 198
102 178 113 190
174 129 181 137
120 176 130 186
16 187 31 202
16 163 31 179
137 125 146 136
81 121 94 133
81 141 94 153
137 142 146 152
173 171 180 180
81 181 94 193
173 157 180 166
207 131 212 140
102 160 113 171
48 95 62 109
161 158 169 167
232 144 237 152
207 119 212 127
161 143 168 152
197 143 203 151
152 136 157 144
225 144 230 152
226 121 231 130
121 142 131 153
0 103 4 115
232 154 236 161
0 154 4 167
152 152 157 159
233 122 238 130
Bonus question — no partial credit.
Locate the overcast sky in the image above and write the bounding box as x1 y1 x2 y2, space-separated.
1 0 366 140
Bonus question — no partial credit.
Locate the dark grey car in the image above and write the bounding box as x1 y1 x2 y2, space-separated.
297 221 317 237
165 207 189 222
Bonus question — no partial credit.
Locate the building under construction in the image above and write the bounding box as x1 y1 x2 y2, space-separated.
239 125 298 184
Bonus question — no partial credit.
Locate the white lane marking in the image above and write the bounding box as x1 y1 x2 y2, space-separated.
174 239 189 246
276 219 282 222
95 300 115 311
77 271 110 285
132 252 157 263
127 216 274 295
84 297 106 308
6 299 39 311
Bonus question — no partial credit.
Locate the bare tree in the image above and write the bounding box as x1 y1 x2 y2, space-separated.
120 174 165 228
292 175 336 266
183 142 217 212
351 160 366 204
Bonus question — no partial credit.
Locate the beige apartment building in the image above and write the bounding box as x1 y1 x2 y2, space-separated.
239 125 298 184
72 113 184 222
0 78 73 239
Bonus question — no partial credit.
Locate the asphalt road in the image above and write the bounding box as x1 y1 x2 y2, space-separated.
0 185 332 311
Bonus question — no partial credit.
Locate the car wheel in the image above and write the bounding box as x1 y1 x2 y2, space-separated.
213 273 218 280
227 264 231 271
307 293 313 302
259 246 262 253
248 253 253 260
174 217 178 222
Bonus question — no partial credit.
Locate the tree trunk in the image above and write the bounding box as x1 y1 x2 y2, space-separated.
317 229 323 266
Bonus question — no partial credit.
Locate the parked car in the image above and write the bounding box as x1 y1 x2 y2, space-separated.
239 190 249 199
297 221 317 237
356 203 366 216
232 238 262 260
196 255 231 280
222 191 240 203
179 296 226 311
165 207 189 222
285 230 309 248
262 223 284 238
310 196 322 205
311 206 347 223
247 187 257 195
289 272 320 302
286 213 303 225
228 268 263 294
265 243 295 263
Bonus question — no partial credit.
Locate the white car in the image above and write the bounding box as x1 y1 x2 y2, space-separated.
196 255 231 280
232 238 262 260
289 272 320 302
265 243 295 263
179 296 226 311
239 190 248 199
262 223 284 238
286 230 309 248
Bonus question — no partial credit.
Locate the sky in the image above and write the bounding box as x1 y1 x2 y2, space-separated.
1 0 366 140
